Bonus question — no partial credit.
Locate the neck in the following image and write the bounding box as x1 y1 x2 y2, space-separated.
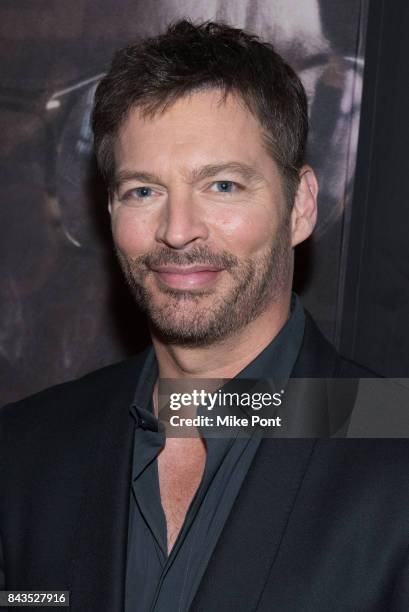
151 294 292 380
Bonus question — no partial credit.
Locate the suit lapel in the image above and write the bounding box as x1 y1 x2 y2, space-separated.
291 312 337 378
191 313 346 610
291 313 360 436
67 360 139 612
190 439 316 611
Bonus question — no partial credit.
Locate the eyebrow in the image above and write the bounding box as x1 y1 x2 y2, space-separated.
114 170 163 188
188 162 265 184
114 162 265 189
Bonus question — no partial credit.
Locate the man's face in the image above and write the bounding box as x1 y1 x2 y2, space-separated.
110 89 293 345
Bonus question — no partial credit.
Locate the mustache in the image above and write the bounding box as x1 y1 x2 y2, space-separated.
134 246 239 269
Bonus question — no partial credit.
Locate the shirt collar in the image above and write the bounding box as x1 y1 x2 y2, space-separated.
235 292 305 379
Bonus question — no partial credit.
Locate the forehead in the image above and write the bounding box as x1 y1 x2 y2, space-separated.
114 89 274 175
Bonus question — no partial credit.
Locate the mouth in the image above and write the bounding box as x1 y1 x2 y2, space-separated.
150 265 224 290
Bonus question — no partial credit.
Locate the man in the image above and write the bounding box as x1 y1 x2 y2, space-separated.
1 20 409 612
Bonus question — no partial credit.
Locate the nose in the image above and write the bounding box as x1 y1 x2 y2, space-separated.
155 189 209 249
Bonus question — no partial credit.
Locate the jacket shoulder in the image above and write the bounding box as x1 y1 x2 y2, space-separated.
0 348 150 431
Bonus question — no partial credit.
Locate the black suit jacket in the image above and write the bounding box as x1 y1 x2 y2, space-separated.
1 314 409 611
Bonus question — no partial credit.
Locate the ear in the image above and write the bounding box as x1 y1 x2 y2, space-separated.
290 165 318 247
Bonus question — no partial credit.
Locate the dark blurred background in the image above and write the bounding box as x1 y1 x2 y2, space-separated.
1 0 406 404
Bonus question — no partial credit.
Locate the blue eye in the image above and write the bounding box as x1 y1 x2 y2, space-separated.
134 186 152 198
213 181 235 193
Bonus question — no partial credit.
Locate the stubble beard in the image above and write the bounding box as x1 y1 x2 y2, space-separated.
116 218 292 347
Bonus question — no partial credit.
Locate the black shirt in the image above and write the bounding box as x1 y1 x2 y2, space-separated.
125 295 305 611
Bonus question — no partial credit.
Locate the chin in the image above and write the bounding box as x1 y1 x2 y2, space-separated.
145 295 229 346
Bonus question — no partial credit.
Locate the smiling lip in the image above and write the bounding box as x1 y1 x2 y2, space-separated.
151 265 223 289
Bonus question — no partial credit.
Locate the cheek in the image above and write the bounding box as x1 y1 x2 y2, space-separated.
110 209 152 257
210 208 276 255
